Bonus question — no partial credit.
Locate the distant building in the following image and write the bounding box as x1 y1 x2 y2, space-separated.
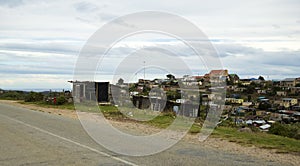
234 87 246 92
280 78 296 88
242 102 253 107
228 74 240 84
180 75 202 86
226 98 244 104
290 87 300 95
280 98 298 108
208 69 228 84
209 69 228 77
257 89 267 94
276 91 287 96
240 79 252 86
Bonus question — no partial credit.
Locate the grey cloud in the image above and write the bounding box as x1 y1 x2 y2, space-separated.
216 43 300 67
74 2 100 13
75 17 92 24
262 51 300 67
73 1 116 25
0 50 76 75
218 44 300 78
0 42 81 55
0 65 72 75
106 46 137 56
272 24 280 29
97 12 117 21
0 56 74 75
107 42 260 59
108 17 136 29
76 12 117 25
214 44 263 58
0 0 23 8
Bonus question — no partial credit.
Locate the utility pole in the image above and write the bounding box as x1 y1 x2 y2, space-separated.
143 61 146 79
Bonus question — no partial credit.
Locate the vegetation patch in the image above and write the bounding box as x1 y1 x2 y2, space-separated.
19 101 75 110
212 127 300 153
268 122 300 140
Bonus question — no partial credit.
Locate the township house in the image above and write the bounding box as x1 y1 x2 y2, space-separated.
225 98 244 104
208 69 228 83
280 98 298 108
280 78 297 88
276 91 287 96
228 74 240 84
281 78 296 87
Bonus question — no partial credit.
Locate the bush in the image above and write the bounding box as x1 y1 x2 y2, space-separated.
24 92 44 102
0 91 26 100
56 96 66 105
268 122 300 140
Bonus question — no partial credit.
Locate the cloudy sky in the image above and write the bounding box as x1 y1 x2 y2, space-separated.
0 0 299 90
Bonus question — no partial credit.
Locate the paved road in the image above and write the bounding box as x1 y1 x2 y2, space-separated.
0 103 287 166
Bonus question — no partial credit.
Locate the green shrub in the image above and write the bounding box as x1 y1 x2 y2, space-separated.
268 122 300 140
56 96 66 105
24 92 44 102
0 91 25 100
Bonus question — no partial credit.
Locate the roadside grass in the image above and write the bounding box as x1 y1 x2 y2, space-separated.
18 101 75 110
99 105 175 126
145 113 175 128
189 123 202 134
13 102 300 153
99 105 125 120
99 106 191 130
99 106 202 133
98 106 300 153
212 127 300 153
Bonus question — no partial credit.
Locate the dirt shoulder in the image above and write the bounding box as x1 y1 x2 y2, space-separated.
1 100 299 165
0 100 77 119
110 120 299 166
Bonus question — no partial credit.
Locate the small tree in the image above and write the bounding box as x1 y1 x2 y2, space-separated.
117 78 124 85
24 92 44 102
258 76 265 81
166 74 175 80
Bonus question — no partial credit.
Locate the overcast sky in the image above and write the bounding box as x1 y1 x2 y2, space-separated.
0 0 300 90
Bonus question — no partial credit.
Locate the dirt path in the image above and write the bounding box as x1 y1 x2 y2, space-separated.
1 100 299 165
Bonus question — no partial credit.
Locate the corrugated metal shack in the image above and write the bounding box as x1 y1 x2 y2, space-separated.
69 81 109 103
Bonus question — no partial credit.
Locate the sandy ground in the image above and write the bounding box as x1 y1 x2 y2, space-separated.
0 100 299 165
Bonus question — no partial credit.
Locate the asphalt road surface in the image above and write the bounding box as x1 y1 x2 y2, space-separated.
0 103 287 166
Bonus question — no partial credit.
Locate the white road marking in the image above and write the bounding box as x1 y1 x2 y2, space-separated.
0 114 138 166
